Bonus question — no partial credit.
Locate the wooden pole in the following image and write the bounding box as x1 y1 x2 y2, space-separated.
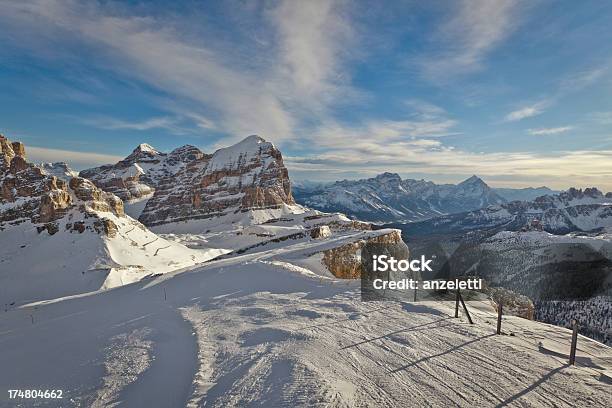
413 285 417 302
164 288 167 301
496 303 503 335
459 292 474 324
455 288 460 318
569 319 579 365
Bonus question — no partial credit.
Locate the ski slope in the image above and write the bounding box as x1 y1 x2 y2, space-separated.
0 235 610 407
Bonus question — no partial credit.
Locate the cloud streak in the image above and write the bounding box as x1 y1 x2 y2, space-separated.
0 0 355 143
528 126 572 135
504 101 548 122
418 0 524 82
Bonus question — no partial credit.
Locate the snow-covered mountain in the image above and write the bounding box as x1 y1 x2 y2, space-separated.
1 133 400 305
402 187 612 236
139 135 294 228
38 161 78 182
0 134 222 304
80 143 204 217
81 135 294 227
2 133 611 406
293 173 506 223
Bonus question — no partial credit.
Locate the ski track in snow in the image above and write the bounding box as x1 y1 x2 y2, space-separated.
0 237 611 407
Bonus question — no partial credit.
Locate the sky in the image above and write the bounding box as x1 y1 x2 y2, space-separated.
1 0 612 190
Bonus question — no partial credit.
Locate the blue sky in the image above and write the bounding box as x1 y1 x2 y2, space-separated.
1 0 612 189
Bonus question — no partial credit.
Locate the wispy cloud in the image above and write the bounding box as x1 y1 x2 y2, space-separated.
528 126 573 135
559 65 609 92
268 0 354 105
418 0 525 82
504 101 548 122
0 0 356 143
287 143 612 190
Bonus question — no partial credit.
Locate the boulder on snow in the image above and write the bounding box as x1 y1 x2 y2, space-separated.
310 225 331 239
322 230 404 279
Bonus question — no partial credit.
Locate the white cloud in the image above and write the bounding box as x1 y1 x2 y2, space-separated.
269 0 353 103
528 126 573 136
418 0 524 81
286 117 612 190
559 65 609 92
287 143 612 191
26 146 123 170
0 0 356 143
504 101 548 122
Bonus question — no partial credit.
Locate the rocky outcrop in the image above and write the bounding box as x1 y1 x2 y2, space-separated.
0 134 124 235
138 135 294 226
487 286 535 320
39 162 77 182
69 177 124 216
1 134 73 226
310 225 331 239
80 136 294 227
80 143 204 202
322 230 404 279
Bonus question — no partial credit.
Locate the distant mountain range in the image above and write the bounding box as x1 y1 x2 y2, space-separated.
400 187 612 236
293 172 557 223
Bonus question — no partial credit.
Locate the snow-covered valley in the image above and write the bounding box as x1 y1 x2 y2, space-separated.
1 233 611 407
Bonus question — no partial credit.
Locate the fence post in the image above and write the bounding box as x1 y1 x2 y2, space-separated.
569 319 579 365
455 289 460 318
458 291 474 324
413 285 417 302
496 303 503 335
164 288 167 301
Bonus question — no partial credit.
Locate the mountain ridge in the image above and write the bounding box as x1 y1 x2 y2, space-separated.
293 173 506 223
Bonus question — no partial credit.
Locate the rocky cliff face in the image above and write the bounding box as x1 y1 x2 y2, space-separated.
321 229 404 279
80 135 294 227
80 143 204 203
138 135 294 226
0 134 124 235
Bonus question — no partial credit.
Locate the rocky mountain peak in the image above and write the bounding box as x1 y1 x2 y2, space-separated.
237 134 266 146
39 162 78 182
134 143 160 155
459 175 487 187
80 136 294 227
0 134 124 235
138 135 294 226
120 143 162 165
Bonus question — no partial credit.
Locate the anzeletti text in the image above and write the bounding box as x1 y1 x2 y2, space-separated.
372 278 482 291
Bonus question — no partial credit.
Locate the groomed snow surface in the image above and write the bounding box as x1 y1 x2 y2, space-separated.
1 233 611 408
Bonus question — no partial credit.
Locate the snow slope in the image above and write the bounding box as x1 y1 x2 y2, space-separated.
0 234 610 407
0 211 226 306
